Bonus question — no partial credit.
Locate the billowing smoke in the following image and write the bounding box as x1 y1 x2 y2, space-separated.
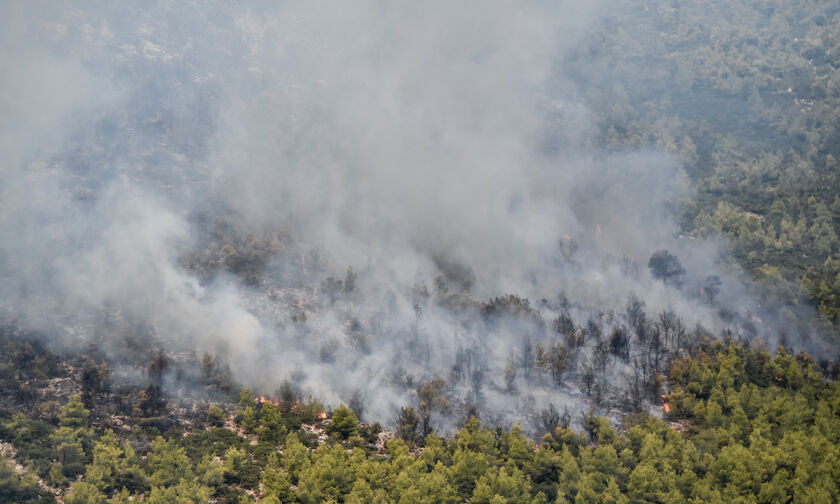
0 1 827 434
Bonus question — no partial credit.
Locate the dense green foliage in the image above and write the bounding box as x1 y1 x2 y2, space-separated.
0 457 44 504
2 341 838 503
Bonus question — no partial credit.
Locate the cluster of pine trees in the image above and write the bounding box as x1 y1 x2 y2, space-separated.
2 338 838 503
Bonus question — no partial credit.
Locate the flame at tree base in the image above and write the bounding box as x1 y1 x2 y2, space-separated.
256 396 279 407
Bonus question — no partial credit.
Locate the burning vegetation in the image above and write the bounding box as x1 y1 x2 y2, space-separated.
1 329 838 503
2 0 840 502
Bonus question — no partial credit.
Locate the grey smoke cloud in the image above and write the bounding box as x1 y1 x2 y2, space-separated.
0 1 824 432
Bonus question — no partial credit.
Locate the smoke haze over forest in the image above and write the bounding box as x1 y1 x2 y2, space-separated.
1 1 834 433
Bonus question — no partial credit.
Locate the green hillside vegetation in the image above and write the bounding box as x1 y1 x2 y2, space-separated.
1 340 838 503
564 1 840 329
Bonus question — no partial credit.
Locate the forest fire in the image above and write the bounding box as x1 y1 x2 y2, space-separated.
255 396 280 407
317 411 328 420
661 395 670 413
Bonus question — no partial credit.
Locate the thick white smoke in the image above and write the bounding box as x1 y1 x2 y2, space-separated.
0 1 825 433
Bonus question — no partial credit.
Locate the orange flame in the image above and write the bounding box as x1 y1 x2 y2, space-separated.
255 396 280 407
661 394 670 413
317 411 327 420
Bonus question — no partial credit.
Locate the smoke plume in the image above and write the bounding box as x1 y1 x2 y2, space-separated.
0 1 827 434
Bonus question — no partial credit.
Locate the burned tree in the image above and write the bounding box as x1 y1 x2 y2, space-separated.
200 352 234 398
626 295 647 340
134 385 167 428
658 310 686 354
538 404 560 435
579 358 596 397
147 350 169 387
80 360 110 408
470 367 486 404
504 358 518 393
586 316 603 344
609 326 630 362
348 389 366 421
633 323 667 397
703 275 722 304
520 336 534 380
451 346 472 385
344 266 357 293
278 381 301 414
536 342 569 387
553 312 575 336
321 276 343 304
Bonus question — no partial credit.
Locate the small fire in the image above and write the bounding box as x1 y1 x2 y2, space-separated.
255 396 280 407
562 234 571 240
661 394 670 413
596 224 602 237
317 411 327 420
